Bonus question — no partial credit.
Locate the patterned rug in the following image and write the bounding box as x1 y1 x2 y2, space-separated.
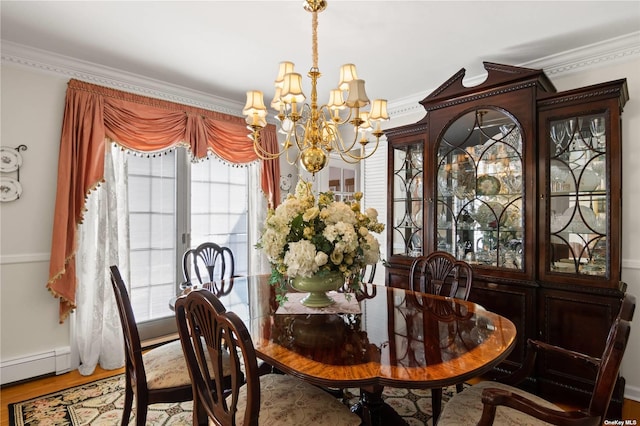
8 374 461 425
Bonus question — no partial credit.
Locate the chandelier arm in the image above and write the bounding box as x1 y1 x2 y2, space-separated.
252 136 284 161
318 104 353 127
335 136 381 163
331 126 362 154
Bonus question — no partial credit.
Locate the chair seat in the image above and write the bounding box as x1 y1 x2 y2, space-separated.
227 373 361 426
143 339 228 390
438 381 563 426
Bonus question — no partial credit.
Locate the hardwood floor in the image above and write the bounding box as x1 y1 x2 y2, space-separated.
2 367 640 425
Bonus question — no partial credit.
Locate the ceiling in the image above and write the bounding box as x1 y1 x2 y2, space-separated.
2 1 640 112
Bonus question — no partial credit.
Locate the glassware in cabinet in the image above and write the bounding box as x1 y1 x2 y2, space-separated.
435 109 524 269
546 113 608 277
392 144 423 257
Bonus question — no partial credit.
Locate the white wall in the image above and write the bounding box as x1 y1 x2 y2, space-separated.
0 65 71 380
1 52 639 399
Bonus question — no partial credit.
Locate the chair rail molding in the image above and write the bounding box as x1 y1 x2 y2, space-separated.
0 252 50 265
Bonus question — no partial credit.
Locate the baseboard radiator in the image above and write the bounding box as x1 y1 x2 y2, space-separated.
1 347 71 385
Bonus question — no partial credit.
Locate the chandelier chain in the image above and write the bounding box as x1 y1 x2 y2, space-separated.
312 11 318 69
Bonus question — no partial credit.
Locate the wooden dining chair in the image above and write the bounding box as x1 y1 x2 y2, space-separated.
408 251 474 422
109 265 231 426
181 242 236 287
409 251 473 300
193 242 236 284
439 293 635 425
175 288 362 426
181 247 196 287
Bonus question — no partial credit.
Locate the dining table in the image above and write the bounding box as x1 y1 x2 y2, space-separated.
170 274 517 426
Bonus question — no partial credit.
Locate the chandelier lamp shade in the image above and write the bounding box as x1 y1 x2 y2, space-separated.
242 0 389 175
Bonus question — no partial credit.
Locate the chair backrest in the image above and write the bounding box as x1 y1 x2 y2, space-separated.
409 251 473 300
589 293 635 418
109 265 147 390
175 289 260 426
182 248 196 286
189 242 236 284
360 263 377 284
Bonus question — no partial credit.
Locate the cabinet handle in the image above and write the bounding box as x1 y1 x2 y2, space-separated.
487 282 499 289
540 194 544 199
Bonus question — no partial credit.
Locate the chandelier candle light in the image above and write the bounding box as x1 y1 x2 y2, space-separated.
242 0 389 175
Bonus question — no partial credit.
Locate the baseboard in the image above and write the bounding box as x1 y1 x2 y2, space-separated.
0 346 70 385
626 383 640 402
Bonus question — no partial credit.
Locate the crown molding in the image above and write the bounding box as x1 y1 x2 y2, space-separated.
1 41 245 116
388 31 640 119
3 32 640 121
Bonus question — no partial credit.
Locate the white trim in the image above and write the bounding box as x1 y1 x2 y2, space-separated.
625 384 640 403
3 33 639 122
0 347 70 385
0 252 49 265
388 32 640 119
622 259 640 270
0 40 245 117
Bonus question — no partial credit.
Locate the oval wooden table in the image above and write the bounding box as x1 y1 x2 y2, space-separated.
171 275 517 426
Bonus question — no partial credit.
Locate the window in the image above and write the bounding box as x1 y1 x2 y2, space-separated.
328 165 356 201
127 148 248 338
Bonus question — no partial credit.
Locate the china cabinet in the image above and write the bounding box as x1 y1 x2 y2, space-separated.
384 63 628 416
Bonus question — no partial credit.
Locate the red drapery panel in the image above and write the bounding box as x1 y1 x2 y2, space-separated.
47 79 279 322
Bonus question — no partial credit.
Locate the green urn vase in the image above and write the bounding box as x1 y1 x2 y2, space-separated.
291 270 344 308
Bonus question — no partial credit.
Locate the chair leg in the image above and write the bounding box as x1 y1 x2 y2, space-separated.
134 400 147 426
431 387 443 424
121 385 133 426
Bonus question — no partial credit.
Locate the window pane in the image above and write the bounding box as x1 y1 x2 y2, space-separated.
128 151 176 322
191 160 249 277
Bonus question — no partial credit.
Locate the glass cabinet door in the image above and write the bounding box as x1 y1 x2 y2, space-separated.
436 109 524 269
391 144 423 257
546 113 608 277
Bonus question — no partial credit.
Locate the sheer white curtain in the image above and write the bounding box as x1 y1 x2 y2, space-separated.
249 163 270 275
75 143 129 375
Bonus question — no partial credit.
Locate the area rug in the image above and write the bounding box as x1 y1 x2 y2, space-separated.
8 374 460 425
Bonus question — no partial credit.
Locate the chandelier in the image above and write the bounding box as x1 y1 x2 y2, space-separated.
242 0 389 175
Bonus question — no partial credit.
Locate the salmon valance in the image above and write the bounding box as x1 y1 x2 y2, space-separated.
47 79 280 323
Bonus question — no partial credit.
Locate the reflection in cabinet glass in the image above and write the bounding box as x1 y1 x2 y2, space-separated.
436 109 524 269
393 144 423 257
547 113 608 277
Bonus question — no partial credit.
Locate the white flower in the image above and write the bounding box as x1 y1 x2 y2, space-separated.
315 251 328 266
303 206 320 222
257 179 385 286
284 240 319 278
362 234 381 264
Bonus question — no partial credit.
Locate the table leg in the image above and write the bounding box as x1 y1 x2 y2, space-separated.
350 386 407 426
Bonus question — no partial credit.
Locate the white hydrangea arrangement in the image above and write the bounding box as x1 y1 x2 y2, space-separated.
257 179 384 299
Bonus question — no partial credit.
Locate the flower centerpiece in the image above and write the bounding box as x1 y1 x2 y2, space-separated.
257 179 385 306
